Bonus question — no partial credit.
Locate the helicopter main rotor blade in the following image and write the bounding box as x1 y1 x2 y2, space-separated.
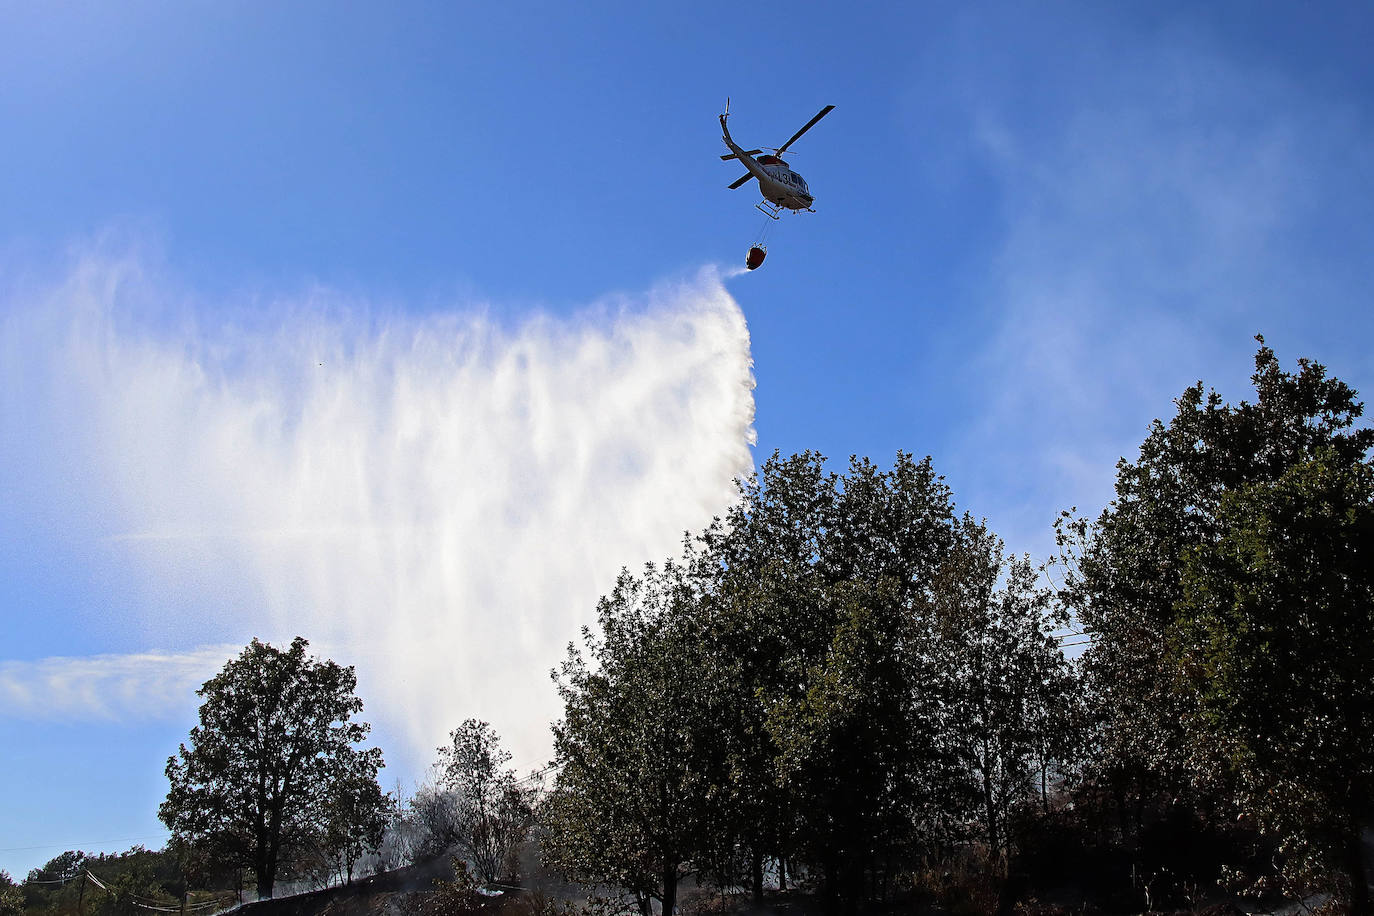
728 173 754 190
775 105 835 155
721 149 764 161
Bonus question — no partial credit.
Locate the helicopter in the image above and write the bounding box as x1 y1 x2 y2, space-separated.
720 100 835 220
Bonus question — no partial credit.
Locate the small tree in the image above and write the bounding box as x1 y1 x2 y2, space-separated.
0 871 23 916
160 637 385 898
374 782 423 871
319 759 394 883
408 783 465 860
436 720 532 883
28 851 86 884
95 861 168 916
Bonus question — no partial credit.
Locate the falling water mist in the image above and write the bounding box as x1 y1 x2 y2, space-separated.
0 254 757 774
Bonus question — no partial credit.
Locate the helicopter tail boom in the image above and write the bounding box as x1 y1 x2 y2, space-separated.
719 113 771 189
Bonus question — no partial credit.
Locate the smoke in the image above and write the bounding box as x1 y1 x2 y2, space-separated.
1 252 757 771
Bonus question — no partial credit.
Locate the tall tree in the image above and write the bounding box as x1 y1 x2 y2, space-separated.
701 451 839 900
1175 451 1374 912
937 520 1077 869
543 558 728 916
160 637 385 899
1060 340 1374 833
704 451 978 907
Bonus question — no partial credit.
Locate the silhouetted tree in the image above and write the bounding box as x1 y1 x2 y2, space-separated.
318 756 393 884
436 719 533 882
160 637 385 899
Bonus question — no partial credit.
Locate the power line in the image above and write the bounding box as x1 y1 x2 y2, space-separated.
68 870 235 914
1 833 172 854
511 762 563 787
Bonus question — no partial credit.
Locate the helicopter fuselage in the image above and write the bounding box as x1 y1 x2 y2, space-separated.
756 156 813 210
720 114 815 211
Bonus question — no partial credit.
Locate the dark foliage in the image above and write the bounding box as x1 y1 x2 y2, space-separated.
1059 339 1374 912
160 637 387 899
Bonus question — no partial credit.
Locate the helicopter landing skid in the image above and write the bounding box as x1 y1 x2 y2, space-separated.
755 201 782 220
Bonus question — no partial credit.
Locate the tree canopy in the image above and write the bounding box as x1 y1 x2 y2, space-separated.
546 451 1078 912
543 558 728 916
1061 339 1374 910
1175 451 1374 909
159 637 386 899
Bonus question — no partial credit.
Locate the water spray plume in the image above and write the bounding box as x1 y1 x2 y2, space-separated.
1 256 758 772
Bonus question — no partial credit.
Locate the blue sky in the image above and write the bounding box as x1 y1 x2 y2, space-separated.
3 0 1373 879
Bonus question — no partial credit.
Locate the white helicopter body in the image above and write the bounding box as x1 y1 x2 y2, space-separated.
720 103 834 218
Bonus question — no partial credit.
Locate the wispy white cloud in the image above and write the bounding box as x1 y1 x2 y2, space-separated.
943 22 1374 557
0 646 238 721
1 254 757 769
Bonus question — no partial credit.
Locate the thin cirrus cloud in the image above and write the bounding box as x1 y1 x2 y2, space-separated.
1 253 758 770
947 29 1374 557
0 647 240 722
